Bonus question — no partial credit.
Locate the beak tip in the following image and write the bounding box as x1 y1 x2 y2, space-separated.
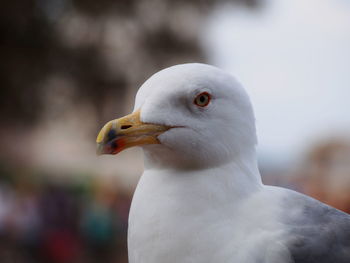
96 143 105 156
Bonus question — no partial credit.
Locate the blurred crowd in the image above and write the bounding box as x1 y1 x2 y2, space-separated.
296 140 350 213
262 139 350 214
0 138 349 263
0 166 131 263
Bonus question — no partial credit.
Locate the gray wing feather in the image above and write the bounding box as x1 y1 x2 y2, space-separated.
282 190 350 263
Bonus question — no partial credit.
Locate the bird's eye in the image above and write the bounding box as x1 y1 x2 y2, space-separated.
194 92 211 107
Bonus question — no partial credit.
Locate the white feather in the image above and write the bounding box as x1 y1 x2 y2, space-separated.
127 63 329 263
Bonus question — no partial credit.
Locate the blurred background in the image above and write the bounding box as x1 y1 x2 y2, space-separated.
0 0 349 262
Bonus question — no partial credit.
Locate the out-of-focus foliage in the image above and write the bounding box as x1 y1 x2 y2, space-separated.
0 0 262 128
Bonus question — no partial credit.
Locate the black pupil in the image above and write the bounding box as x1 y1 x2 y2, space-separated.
199 95 206 103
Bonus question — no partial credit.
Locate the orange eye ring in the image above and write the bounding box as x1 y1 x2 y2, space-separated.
194 92 211 107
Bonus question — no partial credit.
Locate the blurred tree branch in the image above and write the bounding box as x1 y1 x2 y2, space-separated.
0 0 263 127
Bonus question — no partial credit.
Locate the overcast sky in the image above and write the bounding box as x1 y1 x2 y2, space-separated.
204 0 350 165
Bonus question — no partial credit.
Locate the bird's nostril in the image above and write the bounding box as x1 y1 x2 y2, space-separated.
121 125 132 130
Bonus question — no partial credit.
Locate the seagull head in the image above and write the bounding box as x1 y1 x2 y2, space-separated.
97 63 257 169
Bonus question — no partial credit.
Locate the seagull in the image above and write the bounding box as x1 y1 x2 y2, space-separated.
96 63 350 263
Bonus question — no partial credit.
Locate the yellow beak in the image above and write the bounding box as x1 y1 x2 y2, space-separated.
96 110 171 155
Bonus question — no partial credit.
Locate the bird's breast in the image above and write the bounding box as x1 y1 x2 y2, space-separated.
128 171 233 263
127 171 292 263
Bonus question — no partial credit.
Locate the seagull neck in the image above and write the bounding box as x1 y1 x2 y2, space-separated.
143 152 263 200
